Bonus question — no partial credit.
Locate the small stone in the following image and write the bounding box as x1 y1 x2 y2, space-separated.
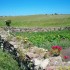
32 58 42 66
26 52 39 59
40 58 50 69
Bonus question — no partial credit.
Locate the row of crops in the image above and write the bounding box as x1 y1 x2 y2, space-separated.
14 30 70 50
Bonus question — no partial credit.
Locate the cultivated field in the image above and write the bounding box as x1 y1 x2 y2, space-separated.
14 30 70 50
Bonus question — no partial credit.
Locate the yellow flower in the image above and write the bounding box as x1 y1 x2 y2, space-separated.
24 37 28 43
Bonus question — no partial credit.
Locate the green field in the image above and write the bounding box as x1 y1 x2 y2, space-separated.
0 14 70 27
14 30 70 50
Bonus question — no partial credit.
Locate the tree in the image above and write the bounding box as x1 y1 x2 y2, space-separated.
54 13 58 15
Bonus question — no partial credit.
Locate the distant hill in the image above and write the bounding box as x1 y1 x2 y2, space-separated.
0 14 70 27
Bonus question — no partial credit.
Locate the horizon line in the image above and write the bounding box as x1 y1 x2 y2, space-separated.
0 13 70 17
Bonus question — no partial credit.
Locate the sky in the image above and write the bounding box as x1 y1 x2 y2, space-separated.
0 0 70 16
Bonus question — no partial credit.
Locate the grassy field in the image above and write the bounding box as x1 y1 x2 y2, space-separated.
0 14 70 27
14 30 70 50
0 49 20 70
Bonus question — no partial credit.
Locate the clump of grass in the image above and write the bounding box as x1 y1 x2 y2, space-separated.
0 49 20 70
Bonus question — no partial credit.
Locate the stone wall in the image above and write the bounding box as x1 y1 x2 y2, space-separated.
2 26 70 32
0 27 70 70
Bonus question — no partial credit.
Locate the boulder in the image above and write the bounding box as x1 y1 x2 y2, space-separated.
40 58 50 69
26 52 39 59
48 56 62 66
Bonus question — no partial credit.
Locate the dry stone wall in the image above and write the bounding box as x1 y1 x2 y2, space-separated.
0 27 70 70
2 26 70 32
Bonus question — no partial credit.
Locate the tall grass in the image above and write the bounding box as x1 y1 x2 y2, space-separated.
0 49 20 70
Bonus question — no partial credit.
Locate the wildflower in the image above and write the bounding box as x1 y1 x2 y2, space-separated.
24 37 28 43
51 46 62 56
52 46 62 51
64 56 69 59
